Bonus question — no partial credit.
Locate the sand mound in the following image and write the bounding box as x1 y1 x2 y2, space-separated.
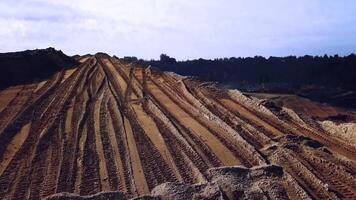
45 165 295 200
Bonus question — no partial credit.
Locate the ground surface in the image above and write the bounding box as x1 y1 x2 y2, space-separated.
245 92 356 122
0 54 355 200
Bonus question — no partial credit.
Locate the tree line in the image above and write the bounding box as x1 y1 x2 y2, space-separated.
122 54 356 92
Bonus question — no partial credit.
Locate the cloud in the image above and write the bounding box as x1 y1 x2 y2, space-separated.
0 0 355 59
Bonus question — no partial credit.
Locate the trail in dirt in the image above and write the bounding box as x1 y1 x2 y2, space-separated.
74 125 87 194
107 97 135 195
0 122 31 176
146 76 240 166
157 74 266 166
288 118 356 161
106 100 127 192
94 85 110 191
123 116 149 195
132 104 183 181
1 55 356 200
0 86 23 112
34 80 47 93
183 80 272 149
221 98 285 137
100 57 149 196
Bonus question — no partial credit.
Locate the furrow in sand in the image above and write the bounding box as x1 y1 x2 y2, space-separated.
147 80 228 168
123 116 149 195
0 86 22 113
156 73 266 166
146 76 240 166
102 58 128 94
15 64 85 199
0 123 31 199
69 89 90 194
134 70 220 171
34 80 47 93
103 58 186 188
183 80 271 148
132 103 183 182
288 118 356 161
56 60 96 193
42 59 93 192
107 97 133 194
93 86 110 191
28 123 60 200
79 67 106 195
62 68 77 83
267 148 338 199
0 72 64 166
80 109 101 195
143 100 206 184
106 100 127 192
126 107 178 191
65 106 74 135
132 67 217 175
103 59 138 195
0 84 36 135
0 80 66 200
0 122 31 176
109 58 143 98
296 149 356 198
2 55 356 200
104 59 180 190
6 83 70 200
74 125 88 194
99 91 118 191
220 98 285 137
40 117 64 198
100 56 148 195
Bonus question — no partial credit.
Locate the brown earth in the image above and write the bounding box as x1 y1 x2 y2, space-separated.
0 54 355 200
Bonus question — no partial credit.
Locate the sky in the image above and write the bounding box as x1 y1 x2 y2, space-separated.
0 0 355 60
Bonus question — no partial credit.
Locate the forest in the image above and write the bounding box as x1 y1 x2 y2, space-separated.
121 53 356 108
123 54 356 92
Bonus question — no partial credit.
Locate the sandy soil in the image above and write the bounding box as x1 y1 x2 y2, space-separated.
1 55 355 200
0 122 31 176
62 68 77 83
74 126 88 194
0 86 22 112
94 91 110 191
132 104 183 181
107 109 127 192
221 98 284 137
147 78 240 166
123 117 149 195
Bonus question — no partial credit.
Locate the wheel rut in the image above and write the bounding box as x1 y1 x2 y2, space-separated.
0 55 355 200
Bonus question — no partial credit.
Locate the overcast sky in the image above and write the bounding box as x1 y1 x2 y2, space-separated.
0 0 355 59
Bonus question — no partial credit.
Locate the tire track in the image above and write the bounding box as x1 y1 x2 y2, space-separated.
40 116 64 198
105 95 127 192
158 74 266 166
99 89 121 191
56 59 96 193
143 100 207 184
132 103 183 182
93 81 111 191
79 68 106 195
8 59 87 199
101 56 178 194
1 55 356 199
107 97 134 195
147 73 240 166
184 79 272 148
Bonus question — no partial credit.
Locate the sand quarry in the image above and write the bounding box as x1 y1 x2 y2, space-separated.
0 54 355 199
